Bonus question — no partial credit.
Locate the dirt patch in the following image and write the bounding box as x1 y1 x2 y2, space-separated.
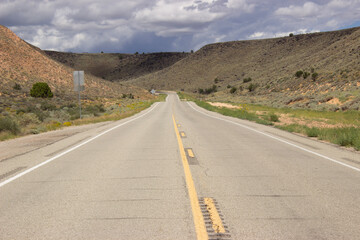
0 122 109 162
255 111 267 115
327 97 341 105
207 102 241 109
275 113 354 128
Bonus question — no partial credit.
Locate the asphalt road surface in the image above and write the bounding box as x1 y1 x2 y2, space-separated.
1 93 359 240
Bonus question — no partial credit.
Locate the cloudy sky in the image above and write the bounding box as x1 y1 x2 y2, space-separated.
1 0 359 53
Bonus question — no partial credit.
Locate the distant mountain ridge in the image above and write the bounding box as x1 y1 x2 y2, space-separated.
2 24 358 110
44 51 189 82
128 27 360 110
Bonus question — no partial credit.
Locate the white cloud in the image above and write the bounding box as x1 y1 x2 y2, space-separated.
275 2 320 18
134 0 226 37
248 28 320 39
327 0 354 8
2 0 360 53
29 28 90 51
273 0 360 31
326 19 339 28
249 32 265 38
0 0 55 25
226 0 255 12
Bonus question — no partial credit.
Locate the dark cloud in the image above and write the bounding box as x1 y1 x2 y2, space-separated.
1 0 359 53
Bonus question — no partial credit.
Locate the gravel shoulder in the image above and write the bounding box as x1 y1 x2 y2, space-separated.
0 121 110 162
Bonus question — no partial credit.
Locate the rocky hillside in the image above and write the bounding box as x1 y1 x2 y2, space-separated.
129 27 360 110
0 25 148 101
44 51 188 82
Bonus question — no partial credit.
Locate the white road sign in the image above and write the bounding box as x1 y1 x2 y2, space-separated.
73 71 85 91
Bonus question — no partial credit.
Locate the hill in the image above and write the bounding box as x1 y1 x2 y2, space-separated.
0 25 149 101
129 27 360 110
44 51 188 82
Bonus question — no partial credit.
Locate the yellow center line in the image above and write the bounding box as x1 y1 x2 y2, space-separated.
203 198 226 233
187 149 195 158
172 115 208 240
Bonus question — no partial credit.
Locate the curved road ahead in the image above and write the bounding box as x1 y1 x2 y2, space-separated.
1 93 359 239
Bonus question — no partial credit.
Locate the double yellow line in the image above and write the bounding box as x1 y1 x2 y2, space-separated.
172 115 208 240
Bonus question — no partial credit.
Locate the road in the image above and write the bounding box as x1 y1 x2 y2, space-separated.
1 93 360 239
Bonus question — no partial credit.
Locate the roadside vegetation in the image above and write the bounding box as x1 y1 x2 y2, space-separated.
178 92 360 151
0 94 166 141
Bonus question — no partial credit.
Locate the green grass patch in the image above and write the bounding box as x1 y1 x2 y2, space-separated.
178 92 272 125
319 127 360 150
178 92 360 151
239 104 360 127
276 124 360 150
305 127 320 137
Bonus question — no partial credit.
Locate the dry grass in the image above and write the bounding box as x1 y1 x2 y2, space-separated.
0 94 166 141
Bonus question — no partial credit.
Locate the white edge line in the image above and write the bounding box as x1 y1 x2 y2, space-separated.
0 102 160 188
187 101 360 173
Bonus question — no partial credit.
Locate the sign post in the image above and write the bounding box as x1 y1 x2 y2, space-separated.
73 71 85 119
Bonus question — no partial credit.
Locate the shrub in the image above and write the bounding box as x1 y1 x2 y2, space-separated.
121 93 134 99
18 113 40 126
204 85 217 94
269 114 279 122
40 102 57 111
24 105 48 122
63 121 72 126
303 72 310 79
289 33 294 37
46 121 62 131
84 104 106 116
295 71 303 78
312 72 318 81
227 85 231 88
230 87 237 94
13 83 21 90
70 113 80 120
30 82 53 98
62 103 77 109
247 83 258 92
16 109 26 114
199 85 217 94
0 117 20 134
243 77 252 83
214 78 219 84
